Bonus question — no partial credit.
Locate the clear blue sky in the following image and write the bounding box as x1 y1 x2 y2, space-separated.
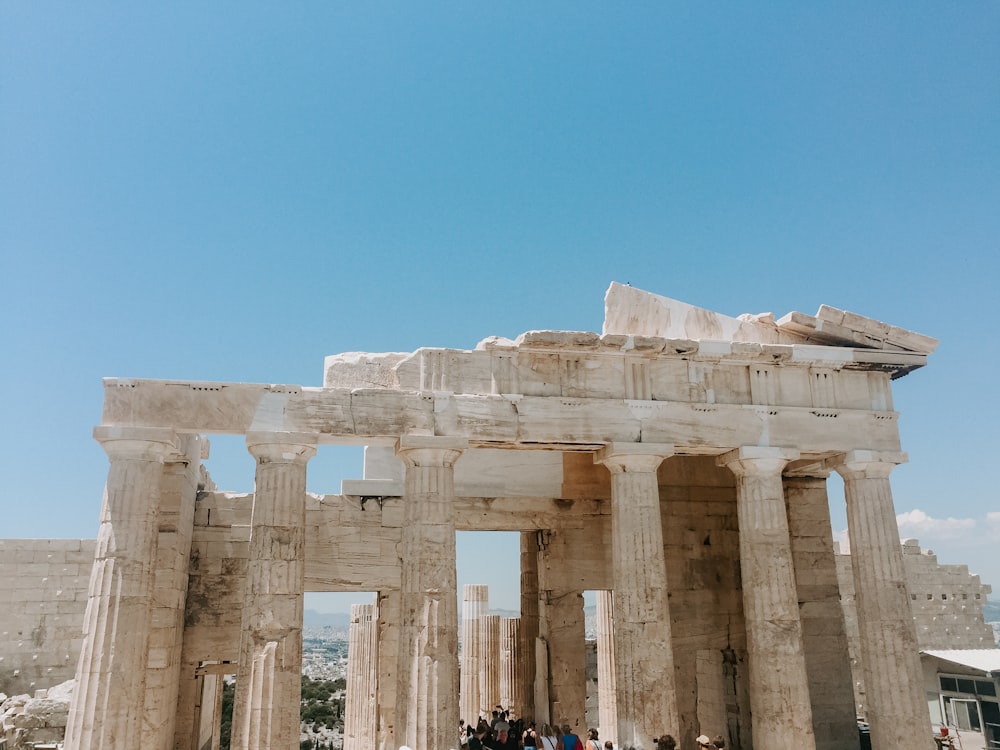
2 4 998 613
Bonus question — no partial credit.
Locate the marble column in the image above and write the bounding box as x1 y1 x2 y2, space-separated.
596 443 678 750
479 614 502 715
718 446 815 750
232 432 316 750
518 533 539 722
461 584 489 725
833 450 929 750
142 434 203 750
782 472 858 750
500 617 520 712
595 589 617 743
344 603 378 750
65 426 178 750
394 435 467 750
193 664 226 750
375 590 401 750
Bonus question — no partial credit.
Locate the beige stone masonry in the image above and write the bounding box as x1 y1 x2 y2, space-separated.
141 434 203 750
0 539 93 697
499 616 519 711
595 589 617 744
833 450 930 750
478 614 501 717
718 446 816 750
28 285 953 750
232 432 316 750
344 603 377 750
394 435 466 750
782 474 857 750
519 536 540 723
375 590 401 750
65 426 179 750
596 443 678 750
461 584 488 725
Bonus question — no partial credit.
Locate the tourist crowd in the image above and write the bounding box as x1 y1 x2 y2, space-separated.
450 709 726 750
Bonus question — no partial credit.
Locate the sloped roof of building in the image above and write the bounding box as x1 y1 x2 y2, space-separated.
922 649 1000 675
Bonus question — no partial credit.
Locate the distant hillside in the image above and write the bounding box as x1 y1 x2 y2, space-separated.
983 598 1000 623
304 609 350 628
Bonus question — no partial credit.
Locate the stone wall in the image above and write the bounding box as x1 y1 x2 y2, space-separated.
0 539 93 696
836 537 995 716
836 538 994 652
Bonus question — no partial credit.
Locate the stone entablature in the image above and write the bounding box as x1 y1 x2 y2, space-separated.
326 331 926 400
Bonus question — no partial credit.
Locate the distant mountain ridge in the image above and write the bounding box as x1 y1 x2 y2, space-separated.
305 607 527 627
304 610 350 628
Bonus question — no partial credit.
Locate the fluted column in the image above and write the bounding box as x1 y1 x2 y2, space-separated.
596 443 677 750
394 435 467 750
479 614 502 715
232 432 316 750
782 471 857 750
461 584 489 725
143 434 203 750
65 426 177 750
518 533 539 722
595 590 617 743
718 446 815 750
344 603 378 750
375 590 400 750
500 617 520 712
833 450 929 750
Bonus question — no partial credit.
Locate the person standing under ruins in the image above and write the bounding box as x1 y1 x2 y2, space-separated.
523 721 539 749
538 723 559 750
712 735 725 749
655 734 677 750
695 735 717 749
469 720 490 750
559 723 583 750
584 727 602 750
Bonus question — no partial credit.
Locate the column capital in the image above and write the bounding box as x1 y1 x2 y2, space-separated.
93 425 178 461
717 446 800 476
831 450 907 480
245 431 317 464
394 435 468 467
595 442 674 473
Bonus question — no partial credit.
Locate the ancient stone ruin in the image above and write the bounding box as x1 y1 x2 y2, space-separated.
23 284 949 750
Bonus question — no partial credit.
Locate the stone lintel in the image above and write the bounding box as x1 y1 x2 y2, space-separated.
100 381 906 454
341 479 404 497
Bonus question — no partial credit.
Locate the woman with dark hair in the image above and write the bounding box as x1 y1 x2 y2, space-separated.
655 734 677 750
522 722 539 749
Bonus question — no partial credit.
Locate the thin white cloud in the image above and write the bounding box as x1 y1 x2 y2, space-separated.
895 508 1000 543
835 509 1000 553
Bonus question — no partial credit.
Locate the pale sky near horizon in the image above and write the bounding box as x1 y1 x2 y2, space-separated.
2 4 998 613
